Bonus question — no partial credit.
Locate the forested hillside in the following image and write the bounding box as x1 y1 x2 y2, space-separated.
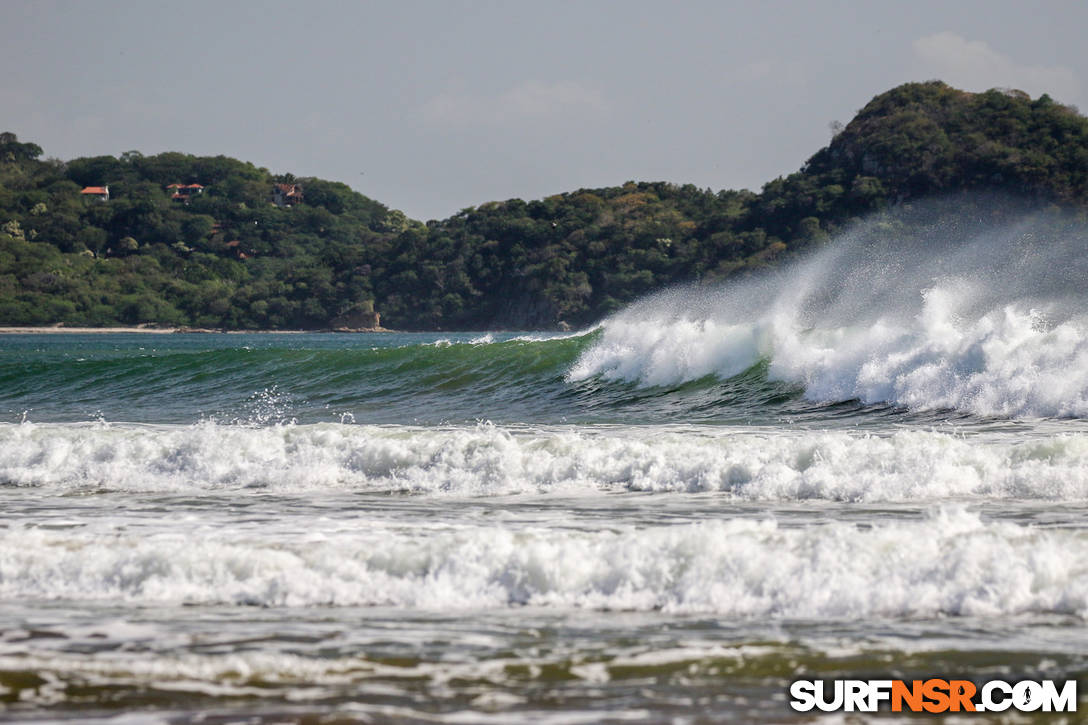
2 81 1086 330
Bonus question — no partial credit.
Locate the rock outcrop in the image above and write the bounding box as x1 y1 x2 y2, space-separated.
329 306 385 331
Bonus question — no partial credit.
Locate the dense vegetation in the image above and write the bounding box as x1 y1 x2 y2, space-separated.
2 81 1087 330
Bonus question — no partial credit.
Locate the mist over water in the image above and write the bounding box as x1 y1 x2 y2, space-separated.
4 197 1088 721
574 197 1088 418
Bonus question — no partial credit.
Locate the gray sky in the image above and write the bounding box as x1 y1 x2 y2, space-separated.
4 1 1086 221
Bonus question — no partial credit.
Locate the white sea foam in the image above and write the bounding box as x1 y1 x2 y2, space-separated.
570 205 1088 418
1 508 1084 616
4 421 1088 500
431 330 586 347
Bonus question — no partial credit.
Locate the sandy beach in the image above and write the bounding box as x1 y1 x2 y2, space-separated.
0 326 388 334
0 326 183 334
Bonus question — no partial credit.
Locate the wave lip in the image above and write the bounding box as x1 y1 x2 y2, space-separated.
2 508 1085 617
571 205 1088 419
5 421 1088 501
572 296 1088 419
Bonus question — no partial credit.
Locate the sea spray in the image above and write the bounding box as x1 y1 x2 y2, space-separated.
571 198 1088 417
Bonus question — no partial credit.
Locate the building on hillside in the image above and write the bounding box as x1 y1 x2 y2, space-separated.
80 186 109 202
271 183 303 207
167 183 204 202
224 240 255 260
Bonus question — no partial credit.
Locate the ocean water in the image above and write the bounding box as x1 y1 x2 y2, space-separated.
3 209 1088 722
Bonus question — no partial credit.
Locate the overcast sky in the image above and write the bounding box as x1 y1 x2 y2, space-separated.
4 1 1086 220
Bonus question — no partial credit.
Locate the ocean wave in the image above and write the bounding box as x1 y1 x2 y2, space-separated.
2 508 1085 616
0 332 598 425
571 291 1088 419
4 421 1088 500
571 206 1088 418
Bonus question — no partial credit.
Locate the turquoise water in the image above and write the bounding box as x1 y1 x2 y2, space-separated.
0 331 812 426
0 331 1037 431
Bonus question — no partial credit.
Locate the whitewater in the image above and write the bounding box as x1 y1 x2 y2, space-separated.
2 201 1088 722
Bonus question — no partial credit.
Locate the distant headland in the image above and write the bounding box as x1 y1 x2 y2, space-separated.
2 81 1086 332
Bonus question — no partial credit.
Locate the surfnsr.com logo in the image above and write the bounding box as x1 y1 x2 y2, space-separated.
789 679 1077 713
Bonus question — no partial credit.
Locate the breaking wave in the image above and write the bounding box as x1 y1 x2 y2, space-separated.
573 202 1088 418
5 421 1088 500
2 508 1085 616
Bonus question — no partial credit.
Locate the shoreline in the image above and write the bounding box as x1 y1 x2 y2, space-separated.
0 326 393 335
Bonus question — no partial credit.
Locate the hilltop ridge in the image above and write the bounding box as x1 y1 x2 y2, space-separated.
2 81 1086 330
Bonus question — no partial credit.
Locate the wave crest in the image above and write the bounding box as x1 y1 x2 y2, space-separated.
572 202 1088 418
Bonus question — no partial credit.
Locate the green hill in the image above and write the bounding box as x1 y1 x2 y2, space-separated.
2 81 1087 330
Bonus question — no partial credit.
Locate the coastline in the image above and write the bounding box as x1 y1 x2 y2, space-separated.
0 326 392 334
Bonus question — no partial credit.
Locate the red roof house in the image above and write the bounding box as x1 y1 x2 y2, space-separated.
167 183 205 202
271 183 303 207
80 186 109 201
